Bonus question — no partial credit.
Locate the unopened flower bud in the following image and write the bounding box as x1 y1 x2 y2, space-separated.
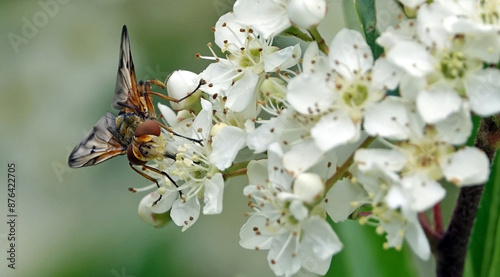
293 173 325 203
138 193 171 228
287 0 327 29
166 70 202 110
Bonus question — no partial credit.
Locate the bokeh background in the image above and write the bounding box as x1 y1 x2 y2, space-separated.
0 1 497 277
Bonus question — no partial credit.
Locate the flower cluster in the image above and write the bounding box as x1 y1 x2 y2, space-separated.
132 0 495 276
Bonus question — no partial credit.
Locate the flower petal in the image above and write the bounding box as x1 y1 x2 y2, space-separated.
364 98 411 140
405 218 431 260
302 41 329 74
289 200 308 221
442 147 490 186
191 98 213 139
158 103 179 128
311 110 358 151
417 87 462 123
355 148 407 173
301 217 343 260
263 44 301 72
268 143 293 191
239 214 274 250
210 126 246 170
399 175 445 212
466 68 500 116
329 28 373 78
171 196 200 232
287 72 335 115
386 41 433 77
225 71 259 112
247 116 282 153
268 232 302 276
202 173 225 214
214 12 247 51
434 105 472 145
371 57 402 90
233 0 291 39
283 139 324 176
199 63 234 96
325 178 366 222
247 160 269 188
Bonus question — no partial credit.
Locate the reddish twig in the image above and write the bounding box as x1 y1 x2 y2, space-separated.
433 203 444 235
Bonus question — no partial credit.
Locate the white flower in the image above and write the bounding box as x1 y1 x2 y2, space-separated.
247 106 339 176
199 12 300 113
379 4 500 122
347 163 433 259
287 29 398 152
239 143 342 276
360 116 490 187
150 99 245 231
347 95 490 258
438 0 500 63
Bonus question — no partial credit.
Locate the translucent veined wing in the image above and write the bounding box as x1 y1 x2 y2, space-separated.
112 25 151 115
68 112 126 168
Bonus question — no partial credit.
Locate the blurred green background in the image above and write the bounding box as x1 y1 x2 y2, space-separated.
0 1 496 277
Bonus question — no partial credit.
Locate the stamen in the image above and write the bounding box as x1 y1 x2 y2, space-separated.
128 183 157 193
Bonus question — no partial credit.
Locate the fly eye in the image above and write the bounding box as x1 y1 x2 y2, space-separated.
127 145 147 165
135 120 161 137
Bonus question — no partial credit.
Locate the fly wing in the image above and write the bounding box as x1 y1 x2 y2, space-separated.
68 112 126 168
112 25 143 113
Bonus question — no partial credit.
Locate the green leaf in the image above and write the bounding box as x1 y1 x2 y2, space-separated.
342 0 363 32
343 0 384 59
326 219 421 277
467 153 500 277
467 116 482 147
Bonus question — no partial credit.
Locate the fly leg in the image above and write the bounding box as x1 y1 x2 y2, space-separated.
129 163 183 205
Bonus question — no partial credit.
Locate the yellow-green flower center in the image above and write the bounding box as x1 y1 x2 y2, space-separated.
400 129 454 180
343 83 368 107
440 52 467 79
481 1 500 25
237 47 262 68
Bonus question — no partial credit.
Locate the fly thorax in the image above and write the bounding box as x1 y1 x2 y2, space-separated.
116 114 143 145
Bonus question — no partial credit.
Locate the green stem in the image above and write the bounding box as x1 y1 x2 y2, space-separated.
307 27 329 55
221 161 250 180
324 136 376 192
222 168 248 180
282 26 314 42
